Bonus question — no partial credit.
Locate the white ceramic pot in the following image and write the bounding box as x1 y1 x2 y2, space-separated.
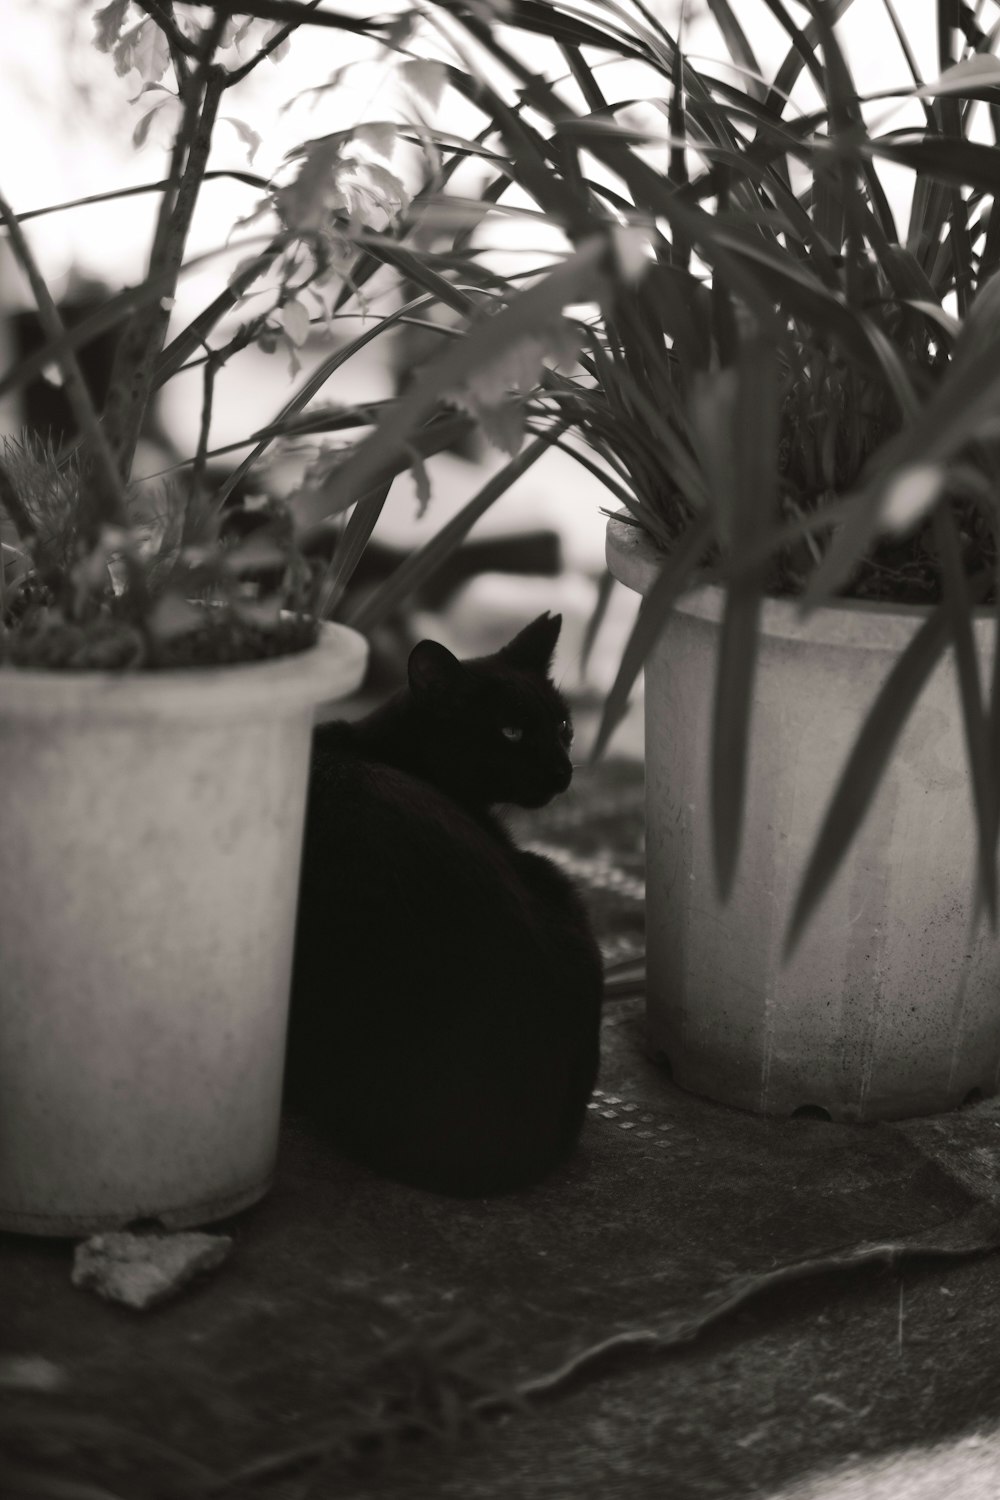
607 515 1000 1121
0 622 367 1235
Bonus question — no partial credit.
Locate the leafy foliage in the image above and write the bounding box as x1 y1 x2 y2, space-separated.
0 435 316 670
362 0 1000 943
8 0 1000 932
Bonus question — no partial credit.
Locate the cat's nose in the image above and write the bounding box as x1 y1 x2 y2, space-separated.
554 761 572 793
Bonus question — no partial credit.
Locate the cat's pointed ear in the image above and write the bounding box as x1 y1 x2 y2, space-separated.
500 612 562 674
408 639 471 701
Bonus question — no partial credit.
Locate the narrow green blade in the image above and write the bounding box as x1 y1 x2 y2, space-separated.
784 581 988 957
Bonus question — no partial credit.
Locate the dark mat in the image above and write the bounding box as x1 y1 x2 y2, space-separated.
6 759 1000 1500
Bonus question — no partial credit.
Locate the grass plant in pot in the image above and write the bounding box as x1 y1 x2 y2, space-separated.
520 0 1000 1123
290 0 1000 1123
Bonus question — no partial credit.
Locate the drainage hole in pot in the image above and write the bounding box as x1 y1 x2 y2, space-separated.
963 1087 985 1108
653 1050 673 1080
791 1104 833 1122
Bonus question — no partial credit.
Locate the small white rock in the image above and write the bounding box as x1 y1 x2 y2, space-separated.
0 1355 66 1391
71 1230 233 1310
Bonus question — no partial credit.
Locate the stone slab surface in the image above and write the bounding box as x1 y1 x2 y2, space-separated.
5 762 1000 1498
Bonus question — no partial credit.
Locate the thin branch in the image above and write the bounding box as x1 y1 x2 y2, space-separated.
0 186 127 539
198 0 386 41
154 238 287 388
171 314 269 380
145 85 205 299
12 171 269 225
192 352 219 493
225 0 325 86
135 0 200 58
103 66 228 481
149 5 231 264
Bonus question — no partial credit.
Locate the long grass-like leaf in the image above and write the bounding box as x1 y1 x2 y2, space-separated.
705 0 765 101
704 225 917 409
347 427 564 633
648 263 711 376
871 134 1000 196
310 238 609 521
807 1 861 266
213 290 448 512
580 566 617 680
668 6 690 272
784 580 988 958
804 337 1000 608
591 511 714 761
440 62 594 230
709 337 779 899
933 503 997 926
585 327 710 515
712 583 761 898
560 41 609 113
915 52 1000 99
315 479 393 619
759 0 858 119
502 0 653 60
357 235 481 319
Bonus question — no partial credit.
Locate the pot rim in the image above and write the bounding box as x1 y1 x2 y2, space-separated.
606 513 995 653
0 618 368 722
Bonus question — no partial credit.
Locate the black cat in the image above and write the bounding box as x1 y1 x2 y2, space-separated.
286 612 603 1196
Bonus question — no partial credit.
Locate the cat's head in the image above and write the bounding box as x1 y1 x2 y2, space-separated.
407 612 574 809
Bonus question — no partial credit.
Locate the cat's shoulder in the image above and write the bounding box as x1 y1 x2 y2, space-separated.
310 720 472 828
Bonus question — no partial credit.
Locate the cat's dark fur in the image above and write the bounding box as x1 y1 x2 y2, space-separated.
285 612 603 1196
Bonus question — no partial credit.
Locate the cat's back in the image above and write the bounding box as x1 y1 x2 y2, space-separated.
309 720 494 845
303 721 527 922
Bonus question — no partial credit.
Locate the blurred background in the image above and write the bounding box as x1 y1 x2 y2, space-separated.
0 0 949 751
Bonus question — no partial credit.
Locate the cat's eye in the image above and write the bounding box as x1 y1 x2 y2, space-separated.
559 719 573 745
501 725 523 743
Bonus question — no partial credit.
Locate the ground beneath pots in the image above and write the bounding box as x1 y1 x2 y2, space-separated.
6 757 1000 1500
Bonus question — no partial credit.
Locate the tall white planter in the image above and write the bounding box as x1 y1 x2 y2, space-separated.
0 622 367 1235
607 516 1000 1122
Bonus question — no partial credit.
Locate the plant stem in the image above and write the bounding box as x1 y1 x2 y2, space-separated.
198 0 384 42
101 63 226 484
193 352 218 494
0 187 127 541
154 239 286 387
136 0 200 59
225 0 325 85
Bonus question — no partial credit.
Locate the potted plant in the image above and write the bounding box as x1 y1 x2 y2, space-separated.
587 2 1000 1123
0 1 391 1235
268 0 1000 1124
474 0 1000 1122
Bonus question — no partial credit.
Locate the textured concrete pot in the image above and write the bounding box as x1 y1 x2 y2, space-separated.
607 515 1000 1122
0 622 367 1235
